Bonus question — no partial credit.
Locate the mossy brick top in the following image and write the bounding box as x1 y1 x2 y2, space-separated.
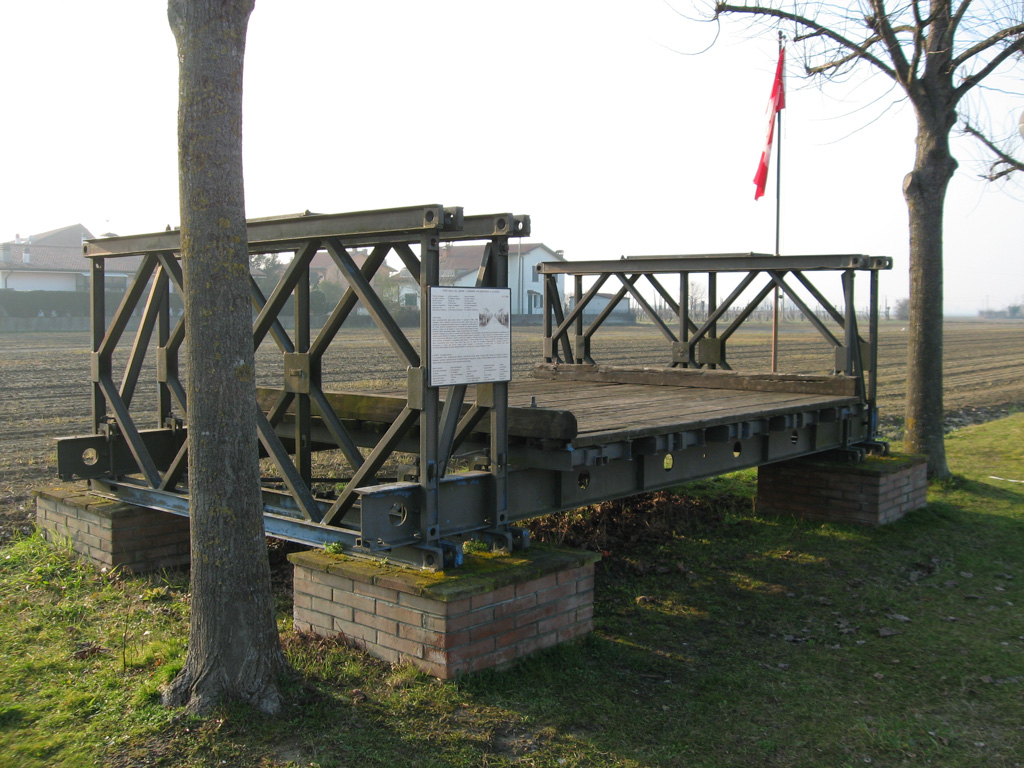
35 486 146 520
288 544 600 603
776 453 926 477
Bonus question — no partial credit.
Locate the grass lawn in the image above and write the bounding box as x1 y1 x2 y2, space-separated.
1 416 1022 767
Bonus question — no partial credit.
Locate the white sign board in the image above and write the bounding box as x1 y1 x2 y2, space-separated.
428 287 511 387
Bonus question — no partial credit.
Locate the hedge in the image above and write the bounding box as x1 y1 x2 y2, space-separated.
0 289 184 318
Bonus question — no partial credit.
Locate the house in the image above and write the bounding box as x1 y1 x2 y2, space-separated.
394 242 566 315
307 247 394 292
567 291 634 321
0 224 142 292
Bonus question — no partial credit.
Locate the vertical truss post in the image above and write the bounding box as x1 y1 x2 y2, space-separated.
707 273 717 370
90 258 107 433
155 270 173 428
294 253 312 485
678 271 690 368
489 239 510 535
868 269 880 438
155 270 172 430
573 275 584 364
543 273 554 362
420 234 441 545
842 269 856 377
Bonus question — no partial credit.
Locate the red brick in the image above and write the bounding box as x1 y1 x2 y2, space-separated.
335 590 375 616
538 611 574 636
495 623 538 649
517 573 556 597
398 623 470 651
447 636 496 665
375 631 423 659
353 580 400 603
471 583 516 610
352 609 398 636
442 606 494 633
469 615 516 643
534 581 576 606
333 617 377 645
376 600 427 627
557 566 589 586
493 593 537 619
515 599 561 628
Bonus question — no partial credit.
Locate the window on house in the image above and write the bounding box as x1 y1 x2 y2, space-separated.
75 273 89 292
532 264 539 282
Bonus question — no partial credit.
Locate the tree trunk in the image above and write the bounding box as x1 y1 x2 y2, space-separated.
163 0 286 715
902 109 956 478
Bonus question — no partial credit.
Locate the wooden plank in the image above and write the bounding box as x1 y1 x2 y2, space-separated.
256 387 577 442
532 363 857 397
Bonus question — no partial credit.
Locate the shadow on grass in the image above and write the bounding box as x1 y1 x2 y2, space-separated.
29 457 1024 767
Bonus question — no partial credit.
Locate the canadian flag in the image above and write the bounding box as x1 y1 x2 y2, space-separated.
754 47 786 200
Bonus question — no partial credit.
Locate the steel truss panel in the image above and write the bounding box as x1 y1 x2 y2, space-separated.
57 207 890 570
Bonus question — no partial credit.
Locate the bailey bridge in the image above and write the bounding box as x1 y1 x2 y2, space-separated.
55 204 891 570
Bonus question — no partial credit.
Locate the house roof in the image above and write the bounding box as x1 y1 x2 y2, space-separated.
2 224 144 275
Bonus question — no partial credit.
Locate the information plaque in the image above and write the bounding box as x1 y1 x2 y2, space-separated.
428 287 512 387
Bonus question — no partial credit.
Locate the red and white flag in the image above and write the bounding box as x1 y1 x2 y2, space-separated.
753 47 786 200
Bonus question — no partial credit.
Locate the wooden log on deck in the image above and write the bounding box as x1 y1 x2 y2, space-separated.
531 363 857 397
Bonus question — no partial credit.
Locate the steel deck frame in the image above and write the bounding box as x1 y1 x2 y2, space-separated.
55 207 892 569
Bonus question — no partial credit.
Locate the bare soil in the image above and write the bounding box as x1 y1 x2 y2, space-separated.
2 319 1022 541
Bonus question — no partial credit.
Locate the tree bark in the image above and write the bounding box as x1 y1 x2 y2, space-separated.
163 0 287 715
902 104 956 478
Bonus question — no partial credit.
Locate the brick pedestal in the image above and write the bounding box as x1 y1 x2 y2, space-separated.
289 546 601 679
757 454 928 526
35 485 191 573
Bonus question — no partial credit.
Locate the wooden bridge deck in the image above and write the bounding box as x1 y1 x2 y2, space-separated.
510 379 859 448
260 365 861 454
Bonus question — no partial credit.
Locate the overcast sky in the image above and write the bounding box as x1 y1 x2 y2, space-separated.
2 1 1021 314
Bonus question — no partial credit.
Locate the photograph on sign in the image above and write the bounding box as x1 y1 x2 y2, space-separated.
428 287 512 387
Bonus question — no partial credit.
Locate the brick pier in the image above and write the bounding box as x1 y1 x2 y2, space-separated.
289 546 600 679
34 486 191 573
756 454 928 526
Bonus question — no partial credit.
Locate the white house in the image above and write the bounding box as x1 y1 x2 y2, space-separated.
566 291 634 322
395 242 566 315
1 224 142 292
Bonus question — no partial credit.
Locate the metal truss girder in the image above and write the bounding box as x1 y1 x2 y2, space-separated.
538 254 893 274
83 205 456 257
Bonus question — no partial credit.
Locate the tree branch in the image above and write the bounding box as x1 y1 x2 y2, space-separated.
714 2 899 81
953 26 1024 98
949 0 973 38
868 0 914 85
963 121 1024 180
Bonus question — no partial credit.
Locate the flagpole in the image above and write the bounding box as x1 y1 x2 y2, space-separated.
771 31 784 373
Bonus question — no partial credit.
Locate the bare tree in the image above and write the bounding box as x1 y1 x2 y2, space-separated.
163 0 287 715
711 0 1024 477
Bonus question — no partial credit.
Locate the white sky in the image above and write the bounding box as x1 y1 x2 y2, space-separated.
2 1 1021 314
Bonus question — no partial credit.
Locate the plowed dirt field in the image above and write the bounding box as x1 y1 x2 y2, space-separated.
2 319 1022 538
